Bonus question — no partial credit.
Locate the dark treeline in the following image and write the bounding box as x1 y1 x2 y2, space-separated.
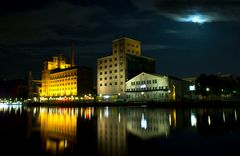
195 74 240 97
0 79 28 99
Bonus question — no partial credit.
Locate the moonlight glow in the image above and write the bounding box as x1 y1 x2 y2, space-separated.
177 14 210 24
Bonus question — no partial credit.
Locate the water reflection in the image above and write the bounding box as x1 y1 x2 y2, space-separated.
97 107 127 156
0 105 240 156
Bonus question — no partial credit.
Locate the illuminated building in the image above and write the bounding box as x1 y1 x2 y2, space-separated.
40 52 93 97
125 72 189 102
97 37 155 99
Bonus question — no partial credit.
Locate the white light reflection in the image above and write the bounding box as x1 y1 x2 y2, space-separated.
223 112 226 122
104 107 109 118
141 113 147 129
208 116 211 125
191 113 197 127
118 113 121 123
235 110 237 121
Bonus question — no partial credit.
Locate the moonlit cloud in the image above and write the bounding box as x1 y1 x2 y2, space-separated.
131 0 240 22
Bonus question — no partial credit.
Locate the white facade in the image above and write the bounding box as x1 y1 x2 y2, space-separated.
125 72 187 102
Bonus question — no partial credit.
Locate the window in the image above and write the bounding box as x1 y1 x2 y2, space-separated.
115 82 117 85
105 60 107 63
104 65 107 68
100 78 102 81
115 76 117 79
104 83 107 86
100 72 102 75
115 64 117 67
110 59 112 62
109 76 112 79
109 83 112 85
100 60 102 64
100 84 102 86
109 65 112 68
115 70 117 73
104 71 107 74
120 69 123 72
120 75 123 78
114 57 117 61
104 77 107 80
109 70 112 73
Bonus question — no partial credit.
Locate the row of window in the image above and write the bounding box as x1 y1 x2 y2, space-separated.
99 69 124 75
99 62 123 69
50 77 77 81
113 49 139 54
50 74 77 80
114 43 139 48
126 86 168 91
131 79 157 85
50 82 76 87
99 75 123 81
99 82 123 86
99 58 117 64
49 87 76 91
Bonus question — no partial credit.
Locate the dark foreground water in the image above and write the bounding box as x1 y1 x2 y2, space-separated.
0 104 240 156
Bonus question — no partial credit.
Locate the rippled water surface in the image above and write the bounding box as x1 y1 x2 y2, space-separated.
0 104 240 156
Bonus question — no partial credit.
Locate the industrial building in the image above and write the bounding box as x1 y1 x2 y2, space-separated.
40 48 93 98
97 37 155 100
125 72 189 102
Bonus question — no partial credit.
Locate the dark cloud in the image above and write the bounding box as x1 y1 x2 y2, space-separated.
131 0 240 22
0 0 240 80
0 0 50 15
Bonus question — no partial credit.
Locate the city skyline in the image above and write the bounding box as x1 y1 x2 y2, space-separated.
1 0 240 80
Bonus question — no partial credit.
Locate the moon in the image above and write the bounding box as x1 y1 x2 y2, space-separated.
191 15 207 24
177 14 209 24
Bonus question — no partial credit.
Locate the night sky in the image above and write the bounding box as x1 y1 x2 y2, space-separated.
1 0 240 80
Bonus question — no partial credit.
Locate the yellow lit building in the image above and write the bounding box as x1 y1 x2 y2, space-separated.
40 53 93 97
97 37 155 99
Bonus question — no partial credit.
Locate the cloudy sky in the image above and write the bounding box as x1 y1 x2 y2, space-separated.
1 0 240 80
